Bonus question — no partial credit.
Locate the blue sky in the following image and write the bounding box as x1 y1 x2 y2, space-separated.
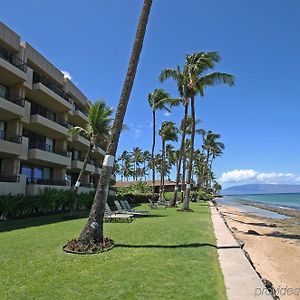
2 0 300 187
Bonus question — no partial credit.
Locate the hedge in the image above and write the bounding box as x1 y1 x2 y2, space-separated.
0 189 155 220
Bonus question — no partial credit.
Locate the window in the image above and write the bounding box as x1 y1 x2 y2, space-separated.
43 168 51 180
45 137 54 152
33 167 43 179
0 84 8 99
20 164 33 178
0 121 5 139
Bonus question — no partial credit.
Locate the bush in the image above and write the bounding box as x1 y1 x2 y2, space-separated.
197 190 213 201
0 189 95 220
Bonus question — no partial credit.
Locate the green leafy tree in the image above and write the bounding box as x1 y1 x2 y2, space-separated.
68 101 113 214
158 121 178 203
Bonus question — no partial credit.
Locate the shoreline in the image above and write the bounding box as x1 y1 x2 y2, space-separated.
216 201 300 300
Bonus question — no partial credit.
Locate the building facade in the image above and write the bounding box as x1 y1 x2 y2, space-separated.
0 22 108 196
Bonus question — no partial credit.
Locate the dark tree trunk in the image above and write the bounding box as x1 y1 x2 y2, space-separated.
183 95 196 210
151 109 156 201
169 101 188 207
181 142 187 203
78 0 153 244
159 139 165 203
70 144 93 215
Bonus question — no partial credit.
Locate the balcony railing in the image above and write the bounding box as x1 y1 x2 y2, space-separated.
26 178 67 186
0 131 22 144
73 103 88 116
0 174 20 182
30 103 70 128
29 141 70 157
0 46 27 72
33 73 72 103
1 90 26 107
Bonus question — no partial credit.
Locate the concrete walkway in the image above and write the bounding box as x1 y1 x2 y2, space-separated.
210 204 273 300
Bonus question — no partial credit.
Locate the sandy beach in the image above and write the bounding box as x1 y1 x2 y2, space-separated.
217 202 300 300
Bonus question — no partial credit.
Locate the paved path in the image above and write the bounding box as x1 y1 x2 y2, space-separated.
210 204 273 300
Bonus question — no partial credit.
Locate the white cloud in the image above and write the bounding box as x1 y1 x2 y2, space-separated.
219 169 300 185
164 111 172 117
61 70 72 80
134 128 143 138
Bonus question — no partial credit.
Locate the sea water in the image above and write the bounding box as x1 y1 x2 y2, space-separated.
217 193 300 219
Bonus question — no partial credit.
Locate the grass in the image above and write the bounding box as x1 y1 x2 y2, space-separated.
0 202 227 300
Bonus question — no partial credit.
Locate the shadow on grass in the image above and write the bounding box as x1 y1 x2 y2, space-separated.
0 212 167 233
115 242 217 249
0 212 90 233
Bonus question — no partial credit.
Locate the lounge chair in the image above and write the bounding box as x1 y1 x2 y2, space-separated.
114 200 147 216
104 203 134 222
121 200 150 215
148 198 158 209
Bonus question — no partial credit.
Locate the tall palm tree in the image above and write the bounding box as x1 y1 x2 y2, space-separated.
119 150 130 181
159 66 190 207
142 150 151 180
68 101 113 214
182 52 234 211
76 0 153 246
148 88 172 201
202 131 224 190
158 121 178 203
132 147 143 180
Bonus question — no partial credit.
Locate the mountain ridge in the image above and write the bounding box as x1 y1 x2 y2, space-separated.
221 184 300 195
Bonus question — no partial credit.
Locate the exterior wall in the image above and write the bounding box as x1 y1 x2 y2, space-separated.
0 175 26 195
0 22 108 196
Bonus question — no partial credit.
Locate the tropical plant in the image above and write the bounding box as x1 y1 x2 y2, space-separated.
202 130 224 189
158 121 178 203
76 0 153 246
159 66 190 207
68 100 113 214
182 52 234 211
148 88 173 201
132 147 143 180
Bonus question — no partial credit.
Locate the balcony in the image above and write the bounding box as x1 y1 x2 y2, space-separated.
0 47 27 86
26 73 72 113
71 159 95 173
28 105 69 139
28 142 71 166
26 178 69 196
0 132 22 156
69 134 90 150
69 104 88 127
0 95 26 120
0 174 26 196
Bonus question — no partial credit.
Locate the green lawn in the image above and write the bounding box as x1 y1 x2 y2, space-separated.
0 203 227 300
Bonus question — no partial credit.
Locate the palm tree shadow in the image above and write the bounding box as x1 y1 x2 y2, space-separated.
115 243 217 249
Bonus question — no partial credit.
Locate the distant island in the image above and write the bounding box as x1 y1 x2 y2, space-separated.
221 184 300 195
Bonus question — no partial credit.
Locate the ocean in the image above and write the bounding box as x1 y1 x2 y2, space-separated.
217 193 300 219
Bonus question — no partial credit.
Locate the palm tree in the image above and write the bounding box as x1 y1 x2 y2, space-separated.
76 0 153 246
142 150 151 180
158 121 178 203
202 131 224 190
68 101 113 214
182 52 234 211
159 66 190 207
119 150 130 181
132 147 143 180
148 88 172 201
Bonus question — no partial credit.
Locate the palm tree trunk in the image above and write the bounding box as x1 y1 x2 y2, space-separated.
183 95 195 211
159 139 165 203
151 109 156 201
206 149 210 191
78 0 153 244
70 144 93 215
181 144 187 203
169 101 188 207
